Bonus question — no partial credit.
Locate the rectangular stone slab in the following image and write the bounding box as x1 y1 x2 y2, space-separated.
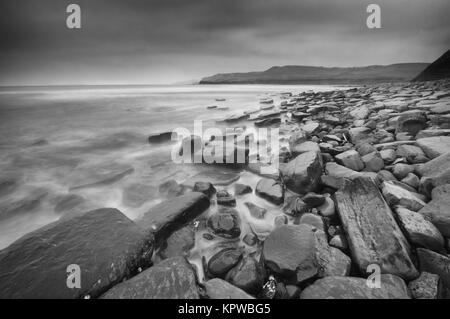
335 177 418 280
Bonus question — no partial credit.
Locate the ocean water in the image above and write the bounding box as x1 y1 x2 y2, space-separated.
0 84 345 250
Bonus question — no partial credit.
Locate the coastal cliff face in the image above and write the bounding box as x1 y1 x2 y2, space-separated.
414 50 450 82
200 63 429 85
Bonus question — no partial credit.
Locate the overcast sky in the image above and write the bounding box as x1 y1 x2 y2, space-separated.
1 0 449 85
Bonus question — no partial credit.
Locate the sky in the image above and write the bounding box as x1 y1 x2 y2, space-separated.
0 0 449 85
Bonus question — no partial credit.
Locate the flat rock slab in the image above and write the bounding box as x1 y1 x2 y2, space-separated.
0 208 154 299
203 278 254 299
300 275 410 299
101 257 199 299
136 192 210 241
335 177 418 280
417 136 450 159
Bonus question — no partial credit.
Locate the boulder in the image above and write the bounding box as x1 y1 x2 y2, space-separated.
282 195 309 216
225 255 265 295
396 145 429 164
335 177 418 279
382 181 426 212
302 192 326 207
207 248 243 278
361 151 384 172
335 150 364 172
290 141 320 157
419 184 450 237
216 190 236 207
300 275 410 299
137 193 210 241
401 173 420 189
396 111 427 136
393 163 415 180
157 225 195 260
193 182 216 198
203 278 254 299
417 248 450 288
408 272 442 299
255 178 284 205
350 106 370 119
101 257 199 299
0 208 154 299
299 213 325 232
395 207 445 253
417 153 450 197
379 149 397 164
280 151 323 194
417 136 450 159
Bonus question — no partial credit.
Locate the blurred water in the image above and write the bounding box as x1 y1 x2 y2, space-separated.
0 84 343 249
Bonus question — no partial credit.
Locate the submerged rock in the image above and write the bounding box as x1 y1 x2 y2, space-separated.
101 257 199 299
193 181 216 198
207 248 243 278
207 209 241 239
245 202 267 219
0 208 154 299
234 183 252 196
216 190 236 207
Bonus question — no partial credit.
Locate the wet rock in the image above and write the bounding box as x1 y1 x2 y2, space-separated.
419 184 450 237
203 278 254 299
245 202 267 219
280 151 323 194
225 255 265 295
193 182 216 198
396 111 427 136
317 195 335 217
335 177 418 279
300 275 410 299
417 248 450 287
335 150 364 171
122 183 157 208
263 224 318 284
234 183 252 196
208 248 243 278
255 178 284 205
395 207 445 253
243 233 258 246
54 193 85 214
417 136 450 159
157 225 195 260
361 151 384 172
216 190 236 207
397 145 429 164
148 131 176 144
101 257 199 299
302 192 325 207
207 209 241 239
408 272 441 299
382 181 426 212
393 163 416 180
0 208 154 299
137 192 210 241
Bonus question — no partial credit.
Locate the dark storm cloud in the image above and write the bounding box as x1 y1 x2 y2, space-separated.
0 0 449 85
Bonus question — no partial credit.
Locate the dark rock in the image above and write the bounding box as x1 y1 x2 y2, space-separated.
334 177 418 279
157 225 195 260
216 190 236 207
148 131 176 144
137 193 210 241
193 182 216 198
280 151 323 194
101 257 199 299
203 278 254 299
302 192 325 207
335 150 364 171
207 209 241 239
234 183 252 196
282 195 309 216
225 255 265 295
208 248 243 278
300 275 410 299
0 208 154 299
417 248 450 288
255 178 284 205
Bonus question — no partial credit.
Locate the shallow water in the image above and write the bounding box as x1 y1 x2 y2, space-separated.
0 84 345 249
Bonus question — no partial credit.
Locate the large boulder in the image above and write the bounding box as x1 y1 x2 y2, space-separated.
0 208 154 299
203 278 254 299
334 177 418 280
416 136 450 159
300 275 410 299
280 151 323 194
419 184 450 237
225 255 265 295
381 181 426 212
417 248 450 288
101 257 199 299
136 193 210 241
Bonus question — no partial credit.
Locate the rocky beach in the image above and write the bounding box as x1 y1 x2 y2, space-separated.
1 76 449 299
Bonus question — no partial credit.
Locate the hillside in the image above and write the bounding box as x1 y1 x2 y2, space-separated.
199 63 429 85
413 49 450 81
